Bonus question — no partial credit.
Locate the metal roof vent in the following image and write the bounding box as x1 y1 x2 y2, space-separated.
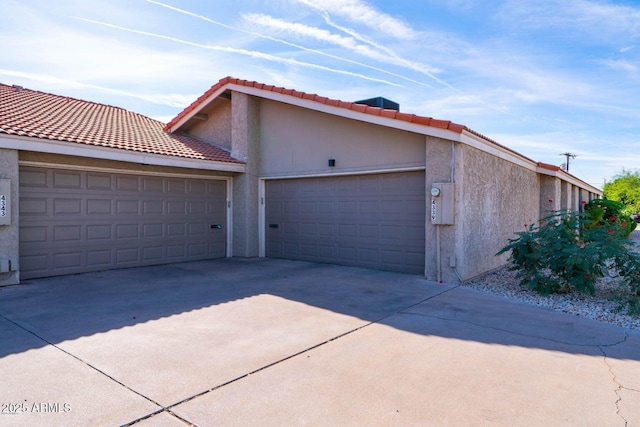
354 96 399 111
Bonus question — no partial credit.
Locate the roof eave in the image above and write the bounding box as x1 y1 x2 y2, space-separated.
0 134 246 173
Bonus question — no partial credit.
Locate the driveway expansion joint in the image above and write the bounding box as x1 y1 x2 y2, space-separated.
145 288 461 420
0 313 164 414
123 408 197 427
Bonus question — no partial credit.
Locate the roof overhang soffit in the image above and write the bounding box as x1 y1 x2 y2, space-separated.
166 88 231 133
168 82 465 142
0 134 246 173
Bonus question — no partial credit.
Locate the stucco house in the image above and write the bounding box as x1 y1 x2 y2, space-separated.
0 77 601 286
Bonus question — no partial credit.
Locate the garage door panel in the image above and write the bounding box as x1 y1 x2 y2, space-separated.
87 250 112 266
188 201 206 214
142 200 163 214
53 171 81 189
338 246 357 261
20 167 227 279
283 243 300 257
116 248 140 263
20 226 48 243
116 199 139 214
88 199 112 215
116 224 139 239
20 169 47 187
318 223 335 236
20 198 48 215
116 176 139 191
338 224 357 237
167 179 186 193
53 225 82 242
87 224 112 240
266 172 425 274
54 198 82 215
318 201 335 214
300 223 316 235
300 244 316 257
54 251 82 269
318 245 335 259
166 245 186 259
167 223 186 236
87 173 112 190
144 247 163 263
20 253 49 273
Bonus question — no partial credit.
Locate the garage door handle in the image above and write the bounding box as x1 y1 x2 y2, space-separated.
269 224 279 228
211 224 223 229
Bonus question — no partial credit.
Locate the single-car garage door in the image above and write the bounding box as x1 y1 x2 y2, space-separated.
266 171 425 274
19 167 227 279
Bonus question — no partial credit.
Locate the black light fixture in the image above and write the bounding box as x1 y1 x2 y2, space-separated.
328 159 336 167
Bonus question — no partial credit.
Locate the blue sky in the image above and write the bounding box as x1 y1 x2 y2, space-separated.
2 0 639 189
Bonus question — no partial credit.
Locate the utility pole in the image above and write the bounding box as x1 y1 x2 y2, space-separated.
560 152 576 172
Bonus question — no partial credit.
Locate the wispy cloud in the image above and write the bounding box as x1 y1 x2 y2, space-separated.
148 0 430 88
0 68 195 108
295 0 418 40
244 13 385 61
72 17 401 87
598 59 638 73
499 0 640 40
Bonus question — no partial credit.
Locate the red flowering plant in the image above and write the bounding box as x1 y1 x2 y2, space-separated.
584 198 636 237
497 210 640 315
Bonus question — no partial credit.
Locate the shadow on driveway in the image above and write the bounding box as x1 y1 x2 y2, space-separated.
0 258 636 361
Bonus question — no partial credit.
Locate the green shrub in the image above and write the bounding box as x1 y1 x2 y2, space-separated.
497 210 640 314
584 198 636 237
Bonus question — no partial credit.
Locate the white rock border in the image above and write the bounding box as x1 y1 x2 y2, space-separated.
463 228 640 331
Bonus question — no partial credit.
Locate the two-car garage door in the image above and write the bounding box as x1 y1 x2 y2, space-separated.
18 167 424 278
19 167 227 279
265 171 425 274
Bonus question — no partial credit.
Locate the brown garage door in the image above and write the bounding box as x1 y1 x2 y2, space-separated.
19 167 227 279
266 171 425 274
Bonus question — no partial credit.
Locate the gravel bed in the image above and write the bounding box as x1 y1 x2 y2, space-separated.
462 228 640 331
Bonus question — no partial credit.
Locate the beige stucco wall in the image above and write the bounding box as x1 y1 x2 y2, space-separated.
457 145 540 281
231 92 261 257
257 100 426 177
539 175 561 214
0 148 19 285
187 100 232 152
423 136 456 282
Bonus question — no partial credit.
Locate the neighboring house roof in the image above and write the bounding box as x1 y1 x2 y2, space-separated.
0 83 241 164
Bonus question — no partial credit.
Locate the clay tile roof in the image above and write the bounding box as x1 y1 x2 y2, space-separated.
537 162 561 171
0 83 242 164
162 76 544 170
166 76 471 136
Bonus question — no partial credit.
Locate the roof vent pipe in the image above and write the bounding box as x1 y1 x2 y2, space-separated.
13 85 23 92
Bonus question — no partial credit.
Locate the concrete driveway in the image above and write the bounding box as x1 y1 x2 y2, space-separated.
0 259 638 426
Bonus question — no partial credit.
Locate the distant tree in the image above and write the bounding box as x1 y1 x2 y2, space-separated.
604 169 640 214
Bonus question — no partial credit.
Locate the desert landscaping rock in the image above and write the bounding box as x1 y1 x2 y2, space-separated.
464 229 640 331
